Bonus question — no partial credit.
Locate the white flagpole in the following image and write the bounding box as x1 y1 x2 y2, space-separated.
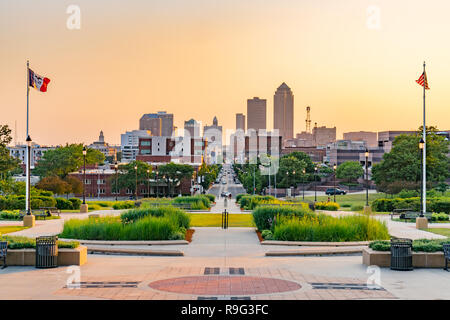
422 61 426 215
26 60 30 214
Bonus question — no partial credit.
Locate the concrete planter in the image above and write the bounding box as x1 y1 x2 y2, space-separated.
362 248 445 268
6 246 87 266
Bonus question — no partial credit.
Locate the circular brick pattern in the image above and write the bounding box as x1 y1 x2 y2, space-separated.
148 276 301 295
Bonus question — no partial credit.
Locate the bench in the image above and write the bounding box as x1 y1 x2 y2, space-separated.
0 242 7 269
390 208 413 220
444 244 450 272
40 207 61 217
399 211 432 222
18 210 49 220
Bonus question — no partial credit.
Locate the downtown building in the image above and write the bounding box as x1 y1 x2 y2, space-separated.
247 97 267 132
139 111 174 136
88 131 120 161
273 83 294 143
203 116 223 164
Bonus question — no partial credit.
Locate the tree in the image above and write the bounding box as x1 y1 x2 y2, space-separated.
34 144 105 178
36 176 71 195
197 163 220 190
436 182 448 195
336 161 364 183
114 161 152 197
276 156 307 188
0 125 20 178
372 127 450 192
158 163 194 196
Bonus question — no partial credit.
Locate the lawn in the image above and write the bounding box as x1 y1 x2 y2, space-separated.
424 228 450 237
0 226 28 235
189 214 254 227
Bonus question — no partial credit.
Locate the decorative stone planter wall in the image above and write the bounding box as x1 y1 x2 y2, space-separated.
6 246 87 266
362 248 445 268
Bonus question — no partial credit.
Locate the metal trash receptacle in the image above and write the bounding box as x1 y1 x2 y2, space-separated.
35 236 58 268
390 238 413 271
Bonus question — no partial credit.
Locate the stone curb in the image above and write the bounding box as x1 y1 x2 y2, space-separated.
265 246 366 256
86 246 184 256
261 240 370 247
59 239 188 245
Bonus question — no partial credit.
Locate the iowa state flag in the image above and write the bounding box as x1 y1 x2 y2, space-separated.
28 68 50 92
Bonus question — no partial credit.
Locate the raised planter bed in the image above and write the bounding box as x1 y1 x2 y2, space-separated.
58 239 188 246
362 248 445 268
262 240 369 247
6 246 87 266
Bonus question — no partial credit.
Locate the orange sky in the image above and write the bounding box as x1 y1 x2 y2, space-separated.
1 0 449 146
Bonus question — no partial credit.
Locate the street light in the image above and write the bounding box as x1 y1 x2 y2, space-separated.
365 148 369 207
134 163 138 200
314 166 318 202
114 161 118 201
333 164 337 202
292 170 296 197
155 170 159 198
419 138 425 217
82 146 87 205
302 168 306 201
26 135 32 215
147 168 150 198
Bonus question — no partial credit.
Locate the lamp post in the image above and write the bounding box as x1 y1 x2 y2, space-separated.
23 135 35 227
134 163 138 200
419 138 425 217
155 170 159 198
26 135 32 215
365 148 369 207
82 146 87 205
333 164 337 202
314 166 318 202
292 170 296 197
253 165 256 195
114 161 118 201
302 168 306 200
146 168 150 198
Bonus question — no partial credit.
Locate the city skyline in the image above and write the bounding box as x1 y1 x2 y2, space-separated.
2 0 450 145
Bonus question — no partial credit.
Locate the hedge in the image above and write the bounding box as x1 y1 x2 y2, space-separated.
252 205 314 231
55 197 73 210
0 195 56 210
239 195 276 210
69 198 82 210
370 239 450 252
0 235 79 249
372 197 450 213
120 206 190 229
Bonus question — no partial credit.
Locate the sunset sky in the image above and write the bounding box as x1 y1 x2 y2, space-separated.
1 0 449 146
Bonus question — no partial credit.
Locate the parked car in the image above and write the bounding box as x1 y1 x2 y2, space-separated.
325 188 347 195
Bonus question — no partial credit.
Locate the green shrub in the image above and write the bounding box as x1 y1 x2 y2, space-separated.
372 197 450 213
341 203 351 208
112 201 135 210
239 195 276 210
261 229 273 240
252 205 314 231
205 194 216 203
0 235 79 249
88 204 102 211
59 216 180 241
236 194 246 203
0 210 21 220
315 201 340 211
273 214 389 242
55 197 73 210
121 206 190 229
69 198 82 210
370 239 450 252
431 212 449 221
173 195 210 209
351 204 364 211
397 189 419 198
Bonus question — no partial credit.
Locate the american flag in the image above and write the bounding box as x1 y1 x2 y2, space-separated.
416 72 430 90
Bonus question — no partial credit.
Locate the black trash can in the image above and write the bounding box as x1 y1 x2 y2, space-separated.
35 236 58 268
390 238 413 271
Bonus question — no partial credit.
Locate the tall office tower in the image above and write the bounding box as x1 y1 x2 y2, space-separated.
236 113 245 131
273 82 294 140
247 97 266 132
184 118 201 137
139 111 174 136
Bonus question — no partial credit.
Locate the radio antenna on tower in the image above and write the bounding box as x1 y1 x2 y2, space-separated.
305 106 311 133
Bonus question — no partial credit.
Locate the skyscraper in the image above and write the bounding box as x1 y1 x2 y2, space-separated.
273 83 294 140
139 111 174 136
247 97 266 132
184 119 201 138
236 113 245 131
